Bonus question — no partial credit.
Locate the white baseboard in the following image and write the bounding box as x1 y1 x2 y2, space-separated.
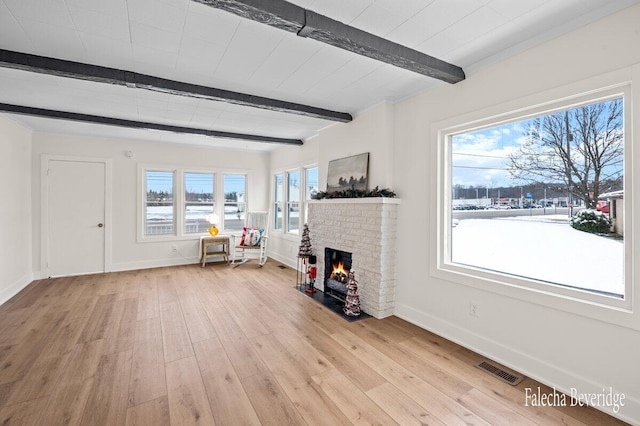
267 253 297 269
110 256 200 272
394 302 639 425
0 273 34 307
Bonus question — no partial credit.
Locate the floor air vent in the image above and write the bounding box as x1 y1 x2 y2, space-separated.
476 361 523 386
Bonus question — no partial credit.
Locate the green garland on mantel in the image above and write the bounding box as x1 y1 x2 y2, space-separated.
312 186 397 200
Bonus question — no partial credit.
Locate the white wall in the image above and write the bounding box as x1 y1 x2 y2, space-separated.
393 5 640 423
268 102 395 267
316 102 395 191
0 116 33 304
31 133 269 275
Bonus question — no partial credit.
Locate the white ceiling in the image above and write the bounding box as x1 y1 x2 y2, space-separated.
1 0 638 151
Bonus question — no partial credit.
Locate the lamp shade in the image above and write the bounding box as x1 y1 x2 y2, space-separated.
205 213 220 225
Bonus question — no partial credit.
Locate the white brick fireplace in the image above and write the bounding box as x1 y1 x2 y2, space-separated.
307 198 399 319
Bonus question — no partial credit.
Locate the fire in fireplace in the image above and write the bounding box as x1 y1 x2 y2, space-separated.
324 248 352 300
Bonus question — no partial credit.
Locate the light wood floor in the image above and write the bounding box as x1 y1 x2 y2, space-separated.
0 261 626 425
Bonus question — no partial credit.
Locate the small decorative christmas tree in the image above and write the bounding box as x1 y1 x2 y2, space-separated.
298 224 313 258
343 270 361 317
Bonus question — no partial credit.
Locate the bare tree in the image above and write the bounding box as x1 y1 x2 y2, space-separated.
508 98 623 208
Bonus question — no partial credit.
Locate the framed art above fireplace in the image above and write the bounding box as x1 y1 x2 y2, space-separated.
326 152 369 192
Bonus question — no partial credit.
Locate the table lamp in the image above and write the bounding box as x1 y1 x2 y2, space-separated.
205 213 220 236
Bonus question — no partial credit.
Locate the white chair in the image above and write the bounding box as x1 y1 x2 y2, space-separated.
231 211 269 266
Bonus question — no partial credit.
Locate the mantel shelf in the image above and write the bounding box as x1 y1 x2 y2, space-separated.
308 198 401 205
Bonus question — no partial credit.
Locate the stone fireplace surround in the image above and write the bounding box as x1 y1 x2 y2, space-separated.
307 198 399 319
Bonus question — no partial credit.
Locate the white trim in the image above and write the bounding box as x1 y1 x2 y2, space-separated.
222 172 247 233
285 169 301 235
41 154 112 277
394 302 640 424
266 253 296 269
0 273 33 306
137 165 177 242
273 173 284 233
430 68 637 329
110 256 200 272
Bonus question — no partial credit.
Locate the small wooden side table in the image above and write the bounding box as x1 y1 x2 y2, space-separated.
200 235 230 267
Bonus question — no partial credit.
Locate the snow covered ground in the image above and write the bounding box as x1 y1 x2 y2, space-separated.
451 215 624 296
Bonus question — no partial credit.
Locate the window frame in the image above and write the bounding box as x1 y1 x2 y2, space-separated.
272 166 317 236
138 164 247 242
143 168 176 238
431 77 634 321
183 171 215 235
304 166 319 225
222 173 247 233
286 170 301 235
274 173 284 231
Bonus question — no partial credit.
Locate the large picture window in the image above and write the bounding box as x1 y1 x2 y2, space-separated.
439 86 630 309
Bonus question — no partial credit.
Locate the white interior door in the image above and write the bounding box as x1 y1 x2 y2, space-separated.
47 159 106 277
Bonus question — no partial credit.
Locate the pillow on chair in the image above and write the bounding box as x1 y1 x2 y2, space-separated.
241 227 263 246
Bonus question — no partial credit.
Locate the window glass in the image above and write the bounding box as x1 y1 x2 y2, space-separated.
305 167 318 224
287 171 301 234
223 174 246 231
145 170 174 235
184 172 214 234
274 174 283 230
450 97 624 298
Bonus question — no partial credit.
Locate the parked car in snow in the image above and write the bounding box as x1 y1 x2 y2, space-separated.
596 200 610 214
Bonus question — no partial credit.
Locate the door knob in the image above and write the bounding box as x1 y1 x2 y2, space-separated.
98 223 104 228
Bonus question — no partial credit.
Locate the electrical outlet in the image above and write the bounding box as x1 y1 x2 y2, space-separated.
171 245 177 252
470 302 480 318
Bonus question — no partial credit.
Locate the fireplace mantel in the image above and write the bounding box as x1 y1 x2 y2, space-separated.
308 198 399 319
308 197 401 205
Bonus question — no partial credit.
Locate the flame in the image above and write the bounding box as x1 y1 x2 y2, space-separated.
331 261 347 277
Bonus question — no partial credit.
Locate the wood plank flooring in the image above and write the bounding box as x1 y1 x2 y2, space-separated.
0 261 627 425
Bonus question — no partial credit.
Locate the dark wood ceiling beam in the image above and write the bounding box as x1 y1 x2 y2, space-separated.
0 49 352 123
0 103 303 145
193 0 465 84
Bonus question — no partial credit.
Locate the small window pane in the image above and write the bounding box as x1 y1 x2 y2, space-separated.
304 167 318 224
274 174 283 230
287 171 300 234
184 172 214 234
145 170 174 235
224 174 246 231
306 167 318 200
